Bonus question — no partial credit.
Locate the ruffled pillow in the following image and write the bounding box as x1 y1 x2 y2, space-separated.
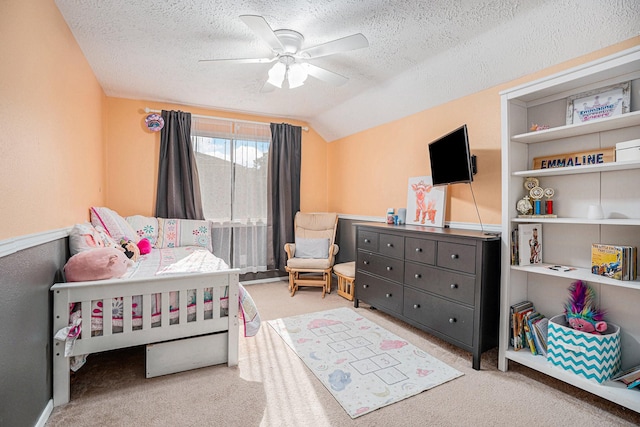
90 207 139 243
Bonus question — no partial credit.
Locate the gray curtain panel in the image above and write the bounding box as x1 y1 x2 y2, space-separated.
155 110 205 220
267 123 301 271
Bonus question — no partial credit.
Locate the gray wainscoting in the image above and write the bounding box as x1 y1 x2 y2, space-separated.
0 238 68 427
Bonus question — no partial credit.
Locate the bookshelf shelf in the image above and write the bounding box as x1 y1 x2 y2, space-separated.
500 46 640 414
505 349 640 413
511 217 640 226
511 110 640 144
512 159 640 177
511 264 640 290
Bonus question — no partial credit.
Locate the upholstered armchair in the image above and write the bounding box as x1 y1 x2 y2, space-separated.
284 212 339 297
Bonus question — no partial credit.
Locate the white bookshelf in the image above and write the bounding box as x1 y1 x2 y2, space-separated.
499 46 640 413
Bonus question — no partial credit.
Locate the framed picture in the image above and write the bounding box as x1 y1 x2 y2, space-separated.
406 176 447 228
566 82 630 125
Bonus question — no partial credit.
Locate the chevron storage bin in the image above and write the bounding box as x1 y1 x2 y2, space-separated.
547 315 621 383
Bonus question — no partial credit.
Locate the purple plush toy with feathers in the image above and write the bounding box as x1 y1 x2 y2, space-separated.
564 280 607 334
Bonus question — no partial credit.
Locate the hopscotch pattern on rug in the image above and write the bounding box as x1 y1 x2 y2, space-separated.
268 307 463 418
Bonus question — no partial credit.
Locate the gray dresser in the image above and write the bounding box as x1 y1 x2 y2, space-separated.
354 222 501 369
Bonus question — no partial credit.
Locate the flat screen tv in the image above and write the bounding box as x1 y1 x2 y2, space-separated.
428 124 475 186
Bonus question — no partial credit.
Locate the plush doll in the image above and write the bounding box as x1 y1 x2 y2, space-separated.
564 280 607 334
120 238 140 261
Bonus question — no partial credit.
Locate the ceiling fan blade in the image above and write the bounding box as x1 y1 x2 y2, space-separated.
306 63 349 86
300 33 368 59
239 15 285 52
199 57 276 64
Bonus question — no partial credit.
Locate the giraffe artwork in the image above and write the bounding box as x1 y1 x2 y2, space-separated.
406 176 447 228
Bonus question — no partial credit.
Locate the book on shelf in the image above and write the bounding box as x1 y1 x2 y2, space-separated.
591 243 637 281
517 223 542 266
611 363 640 387
510 301 533 351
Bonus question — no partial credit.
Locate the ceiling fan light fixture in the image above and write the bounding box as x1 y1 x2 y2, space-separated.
267 62 286 88
287 63 308 89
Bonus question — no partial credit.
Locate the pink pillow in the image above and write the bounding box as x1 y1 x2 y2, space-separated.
64 247 131 282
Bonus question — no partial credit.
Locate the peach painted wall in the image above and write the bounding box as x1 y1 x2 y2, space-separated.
0 0 105 240
327 37 640 225
104 98 328 217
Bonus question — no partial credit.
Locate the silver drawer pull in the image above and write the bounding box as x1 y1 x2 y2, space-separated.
451 254 459 260
449 318 457 323
387 243 393 247
415 247 422 252
385 293 392 298
413 304 420 309
362 284 369 289
364 238 370 243
414 273 421 279
450 283 458 289
363 260 370 265
386 266 392 271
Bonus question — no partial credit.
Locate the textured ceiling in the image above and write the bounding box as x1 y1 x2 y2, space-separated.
54 0 640 142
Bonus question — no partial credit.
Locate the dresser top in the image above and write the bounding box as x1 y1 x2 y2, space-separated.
354 222 500 241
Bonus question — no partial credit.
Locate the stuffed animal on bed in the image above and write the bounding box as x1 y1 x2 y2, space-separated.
120 238 140 261
564 280 607 334
64 247 131 282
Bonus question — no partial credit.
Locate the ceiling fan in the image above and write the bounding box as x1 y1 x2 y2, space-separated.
199 15 369 90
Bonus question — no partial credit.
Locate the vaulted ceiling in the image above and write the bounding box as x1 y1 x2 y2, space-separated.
54 1 639 142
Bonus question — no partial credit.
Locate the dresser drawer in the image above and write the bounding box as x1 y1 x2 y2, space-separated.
437 241 476 274
355 272 403 314
358 230 379 252
403 287 474 346
378 233 404 259
405 237 436 265
404 263 476 305
357 251 404 283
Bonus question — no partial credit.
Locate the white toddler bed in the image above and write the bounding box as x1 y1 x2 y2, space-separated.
52 247 245 407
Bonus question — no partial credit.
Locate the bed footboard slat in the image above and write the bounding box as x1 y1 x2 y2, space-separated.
179 289 187 324
82 300 95 339
212 286 220 319
142 294 151 330
123 297 133 333
161 292 170 328
102 298 113 336
197 287 205 321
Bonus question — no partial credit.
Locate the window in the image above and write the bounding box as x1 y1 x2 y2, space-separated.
191 118 271 273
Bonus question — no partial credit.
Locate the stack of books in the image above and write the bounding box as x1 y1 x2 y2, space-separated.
510 301 548 356
591 243 637 281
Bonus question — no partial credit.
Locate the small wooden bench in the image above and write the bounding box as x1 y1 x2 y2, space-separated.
333 261 355 301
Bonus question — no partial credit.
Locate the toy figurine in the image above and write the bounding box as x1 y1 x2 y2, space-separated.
564 280 607 334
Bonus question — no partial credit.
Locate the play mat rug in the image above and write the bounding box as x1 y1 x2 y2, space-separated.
267 307 463 418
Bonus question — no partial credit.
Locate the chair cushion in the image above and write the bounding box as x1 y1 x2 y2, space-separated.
333 261 355 278
294 237 329 259
287 257 332 270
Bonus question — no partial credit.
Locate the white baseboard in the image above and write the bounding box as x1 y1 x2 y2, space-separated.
240 277 287 286
35 399 53 427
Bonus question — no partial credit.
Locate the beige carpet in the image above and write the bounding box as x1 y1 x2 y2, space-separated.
46 280 640 426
